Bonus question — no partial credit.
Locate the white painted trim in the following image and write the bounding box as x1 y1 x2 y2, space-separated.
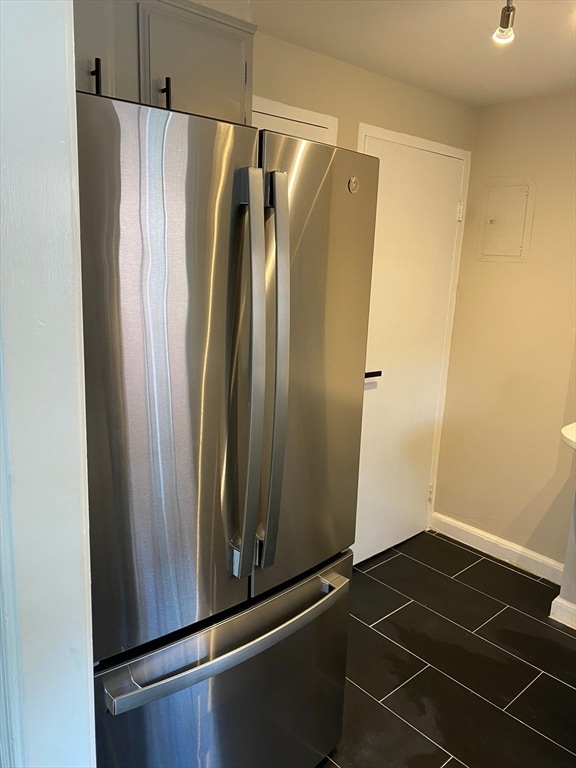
550 596 576 630
1 2 95 765
357 124 470 162
431 511 564 584
0 338 25 768
428 153 470 526
357 124 471 530
253 96 338 145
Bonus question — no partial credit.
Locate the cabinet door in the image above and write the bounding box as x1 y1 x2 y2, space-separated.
73 0 116 96
139 1 254 124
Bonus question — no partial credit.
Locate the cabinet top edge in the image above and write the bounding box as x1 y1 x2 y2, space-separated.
147 0 257 34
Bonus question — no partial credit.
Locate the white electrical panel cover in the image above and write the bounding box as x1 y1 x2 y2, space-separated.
478 176 536 262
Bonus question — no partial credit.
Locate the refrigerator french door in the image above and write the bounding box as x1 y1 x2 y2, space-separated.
253 131 377 596
76 92 377 768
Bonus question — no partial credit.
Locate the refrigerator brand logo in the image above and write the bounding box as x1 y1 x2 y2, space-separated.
348 177 360 194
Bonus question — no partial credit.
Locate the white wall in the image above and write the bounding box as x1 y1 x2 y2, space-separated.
436 90 576 565
253 33 476 152
0 1 95 766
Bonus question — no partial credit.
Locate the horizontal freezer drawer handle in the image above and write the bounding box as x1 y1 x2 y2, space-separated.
103 573 349 715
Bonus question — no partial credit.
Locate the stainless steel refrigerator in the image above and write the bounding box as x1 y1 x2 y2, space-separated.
76 91 378 768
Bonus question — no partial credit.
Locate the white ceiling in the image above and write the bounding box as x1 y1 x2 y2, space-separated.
246 0 576 107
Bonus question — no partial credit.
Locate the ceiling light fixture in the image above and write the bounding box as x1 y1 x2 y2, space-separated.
493 0 516 44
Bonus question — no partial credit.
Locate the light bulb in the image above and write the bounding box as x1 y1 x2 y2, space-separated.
492 26 515 43
492 3 516 44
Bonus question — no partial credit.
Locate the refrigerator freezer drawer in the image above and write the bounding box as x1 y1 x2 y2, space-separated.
94 552 352 768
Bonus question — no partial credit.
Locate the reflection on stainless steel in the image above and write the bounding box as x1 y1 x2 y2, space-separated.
229 167 266 579
253 133 378 597
117 103 190 642
77 95 259 661
77 92 378 768
94 553 351 768
258 171 291 568
103 571 348 715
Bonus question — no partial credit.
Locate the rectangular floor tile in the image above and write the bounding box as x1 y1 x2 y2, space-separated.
346 616 425 700
506 673 576 754
374 601 539 707
384 666 576 768
455 558 560 621
329 680 450 768
476 606 576 688
392 532 482 576
369 554 504 630
349 569 410 625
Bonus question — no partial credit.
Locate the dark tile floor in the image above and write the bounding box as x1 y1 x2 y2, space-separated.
321 531 576 768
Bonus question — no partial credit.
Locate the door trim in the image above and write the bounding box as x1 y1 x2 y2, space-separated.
357 124 471 531
253 96 338 145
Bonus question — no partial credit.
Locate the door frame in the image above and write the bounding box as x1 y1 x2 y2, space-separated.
357 124 470 527
252 96 338 145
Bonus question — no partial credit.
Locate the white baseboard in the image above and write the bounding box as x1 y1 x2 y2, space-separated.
550 596 576 629
430 511 564 585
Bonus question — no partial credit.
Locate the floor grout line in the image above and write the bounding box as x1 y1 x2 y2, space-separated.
500 703 576 756
473 594 576 643
451 556 484 579
356 576 576 690
358 630 576 758
345 675 386 704
367 546 576 643
369 627 537 712
379 664 430 703
344 535 576 763
360 564 420 599
367 550 527 616
350 616 536 714
434 533 556 584
472 604 508 633
475 615 576 692
503 671 543 711
358 551 400 573
347 673 456 763
379 699 453 761
361 569 499 637
368 599 413 627
439 757 467 768
389 549 484 581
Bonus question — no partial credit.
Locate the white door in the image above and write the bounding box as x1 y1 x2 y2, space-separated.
353 127 469 563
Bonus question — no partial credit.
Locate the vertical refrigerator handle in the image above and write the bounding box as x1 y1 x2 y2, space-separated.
232 167 266 579
260 171 290 568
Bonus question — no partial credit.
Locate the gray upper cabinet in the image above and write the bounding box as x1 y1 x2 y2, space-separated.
139 2 253 123
73 0 254 124
74 0 119 98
